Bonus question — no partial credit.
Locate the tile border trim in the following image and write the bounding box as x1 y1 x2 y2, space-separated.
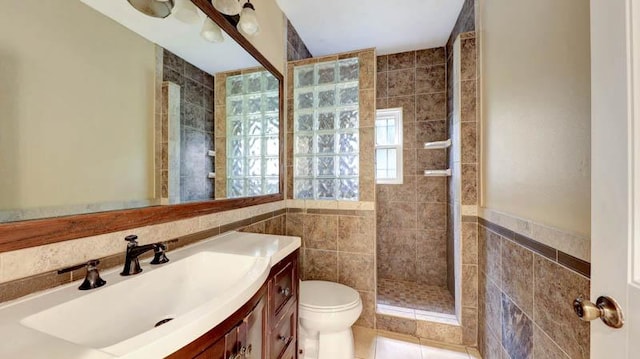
478 208 590 262
475 216 590 278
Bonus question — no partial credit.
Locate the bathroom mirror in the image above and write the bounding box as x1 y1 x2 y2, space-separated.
0 0 283 248
0 0 282 223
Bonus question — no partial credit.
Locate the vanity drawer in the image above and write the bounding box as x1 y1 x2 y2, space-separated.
272 261 295 317
270 301 296 359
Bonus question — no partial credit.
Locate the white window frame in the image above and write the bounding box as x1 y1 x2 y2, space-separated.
375 108 403 184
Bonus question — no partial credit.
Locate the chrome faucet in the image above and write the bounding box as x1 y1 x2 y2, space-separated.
120 235 169 276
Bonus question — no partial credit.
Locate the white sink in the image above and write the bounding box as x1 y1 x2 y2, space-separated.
20 251 270 357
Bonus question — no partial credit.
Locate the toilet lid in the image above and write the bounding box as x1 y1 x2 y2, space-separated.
300 280 360 310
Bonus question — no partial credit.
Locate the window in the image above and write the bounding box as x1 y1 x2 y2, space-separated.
226 70 280 198
293 58 360 200
375 108 403 184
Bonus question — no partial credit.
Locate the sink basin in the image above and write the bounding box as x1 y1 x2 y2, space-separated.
20 251 270 357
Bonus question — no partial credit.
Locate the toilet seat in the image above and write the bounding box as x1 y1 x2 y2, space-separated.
299 280 361 312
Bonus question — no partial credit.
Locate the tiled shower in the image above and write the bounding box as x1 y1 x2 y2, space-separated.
375 48 454 317
162 50 215 202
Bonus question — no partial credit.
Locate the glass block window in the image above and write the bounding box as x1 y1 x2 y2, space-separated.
226 70 279 198
375 108 403 184
293 58 360 200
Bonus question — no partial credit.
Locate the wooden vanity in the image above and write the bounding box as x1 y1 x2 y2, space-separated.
168 250 299 359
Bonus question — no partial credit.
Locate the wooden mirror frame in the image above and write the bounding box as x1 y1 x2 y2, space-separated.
0 0 285 253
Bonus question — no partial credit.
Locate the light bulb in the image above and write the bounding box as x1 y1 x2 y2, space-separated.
213 0 242 16
173 0 200 24
237 2 260 36
201 18 224 43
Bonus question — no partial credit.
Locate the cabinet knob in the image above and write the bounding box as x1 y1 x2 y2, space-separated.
278 287 291 297
278 334 292 344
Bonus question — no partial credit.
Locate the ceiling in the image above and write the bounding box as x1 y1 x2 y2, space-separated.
276 0 465 56
81 0 259 75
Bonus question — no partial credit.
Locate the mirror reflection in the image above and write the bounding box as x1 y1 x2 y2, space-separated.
0 0 280 223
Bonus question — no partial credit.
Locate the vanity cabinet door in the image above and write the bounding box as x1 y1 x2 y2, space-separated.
193 336 226 359
241 297 266 359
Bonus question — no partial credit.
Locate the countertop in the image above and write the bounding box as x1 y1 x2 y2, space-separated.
0 231 301 358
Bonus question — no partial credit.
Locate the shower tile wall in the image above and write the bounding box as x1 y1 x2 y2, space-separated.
375 49 448 287
477 218 591 359
286 19 312 61
162 50 215 202
446 0 477 299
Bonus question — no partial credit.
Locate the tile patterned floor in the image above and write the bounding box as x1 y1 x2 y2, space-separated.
354 327 481 359
377 278 455 315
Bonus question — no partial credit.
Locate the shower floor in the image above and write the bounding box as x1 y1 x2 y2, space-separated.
377 278 455 316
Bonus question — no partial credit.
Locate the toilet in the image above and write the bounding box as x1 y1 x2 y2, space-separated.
298 280 362 359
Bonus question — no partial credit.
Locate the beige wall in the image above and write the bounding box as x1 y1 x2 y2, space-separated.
0 1 156 211
479 0 591 236
246 0 286 73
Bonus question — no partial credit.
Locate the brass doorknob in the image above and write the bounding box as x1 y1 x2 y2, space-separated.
573 295 624 328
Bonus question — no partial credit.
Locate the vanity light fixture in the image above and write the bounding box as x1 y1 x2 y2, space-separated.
173 0 201 24
127 0 175 18
237 0 260 36
212 0 242 16
201 18 224 43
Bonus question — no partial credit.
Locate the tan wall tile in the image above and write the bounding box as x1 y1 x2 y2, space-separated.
461 122 478 164
462 264 478 308
462 307 478 346
416 48 446 67
461 164 478 205
388 69 416 97
377 202 417 229
338 252 375 291
359 89 376 128
377 176 418 203
359 51 376 90
461 80 477 122
501 240 534 316
303 248 338 282
416 120 448 145
377 228 417 281
416 93 447 121
416 320 462 345
377 314 417 336
356 290 376 328
337 215 375 253
388 96 416 122
533 325 570 359
377 55 388 73
377 72 388 99
462 222 478 264
303 214 338 250
534 255 590 359
416 64 446 94
460 38 476 81
285 212 304 237
388 51 416 71
418 203 447 231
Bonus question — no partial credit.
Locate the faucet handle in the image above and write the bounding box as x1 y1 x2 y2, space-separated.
150 243 170 265
124 235 138 246
79 259 106 290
